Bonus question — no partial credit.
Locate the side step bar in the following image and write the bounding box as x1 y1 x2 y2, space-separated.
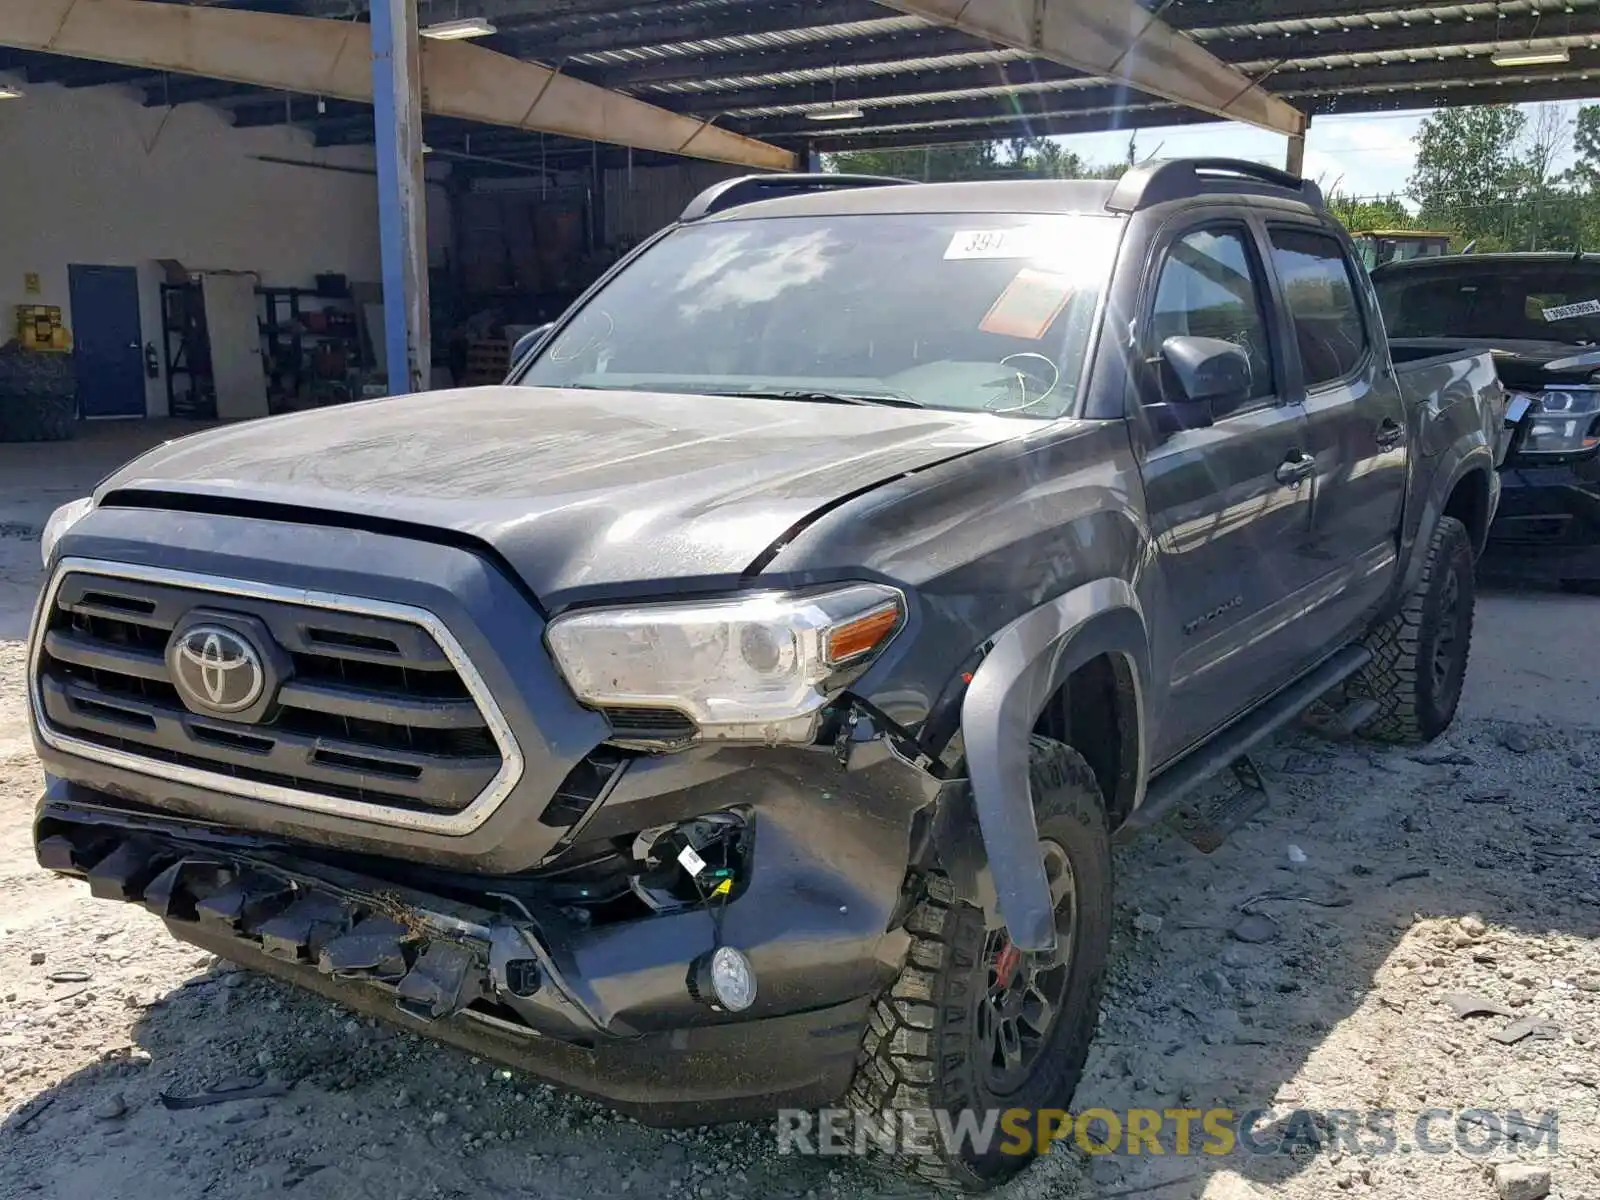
1119 644 1372 840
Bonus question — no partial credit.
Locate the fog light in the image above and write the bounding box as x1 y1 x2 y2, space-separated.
690 946 757 1012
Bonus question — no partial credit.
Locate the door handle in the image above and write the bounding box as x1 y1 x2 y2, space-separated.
1375 418 1404 450
1275 452 1316 487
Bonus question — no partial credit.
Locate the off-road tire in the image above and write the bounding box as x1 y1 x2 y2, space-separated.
0 392 76 442
1353 515 1475 744
847 737 1112 1191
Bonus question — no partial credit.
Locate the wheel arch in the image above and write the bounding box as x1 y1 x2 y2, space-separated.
953 578 1150 952
1401 445 1496 598
1443 463 1494 558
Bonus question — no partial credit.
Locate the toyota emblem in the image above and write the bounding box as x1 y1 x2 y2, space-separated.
170 624 266 715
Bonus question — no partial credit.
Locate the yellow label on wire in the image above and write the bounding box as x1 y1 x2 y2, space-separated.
711 879 732 898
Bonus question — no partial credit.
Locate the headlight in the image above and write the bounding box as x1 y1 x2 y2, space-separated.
40 496 94 566
1520 388 1600 458
546 584 904 742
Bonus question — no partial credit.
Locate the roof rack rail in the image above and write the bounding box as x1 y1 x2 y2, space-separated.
679 172 912 222
1106 158 1324 214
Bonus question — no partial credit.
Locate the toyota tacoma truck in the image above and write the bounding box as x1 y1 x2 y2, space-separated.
27 160 1506 1190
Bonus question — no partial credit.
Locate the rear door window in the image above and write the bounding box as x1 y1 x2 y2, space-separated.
1268 227 1370 389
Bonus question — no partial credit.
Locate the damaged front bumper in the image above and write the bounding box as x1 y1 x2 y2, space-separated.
33 732 942 1123
1485 456 1600 583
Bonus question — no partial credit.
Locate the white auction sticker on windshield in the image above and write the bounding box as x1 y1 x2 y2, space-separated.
1543 298 1600 321
944 228 1046 260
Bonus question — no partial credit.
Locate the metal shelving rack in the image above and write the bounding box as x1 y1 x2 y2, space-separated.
159 281 216 420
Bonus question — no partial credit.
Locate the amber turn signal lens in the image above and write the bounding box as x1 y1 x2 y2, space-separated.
824 602 901 665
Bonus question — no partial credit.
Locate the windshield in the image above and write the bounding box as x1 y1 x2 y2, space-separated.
1375 264 1600 345
516 211 1123 419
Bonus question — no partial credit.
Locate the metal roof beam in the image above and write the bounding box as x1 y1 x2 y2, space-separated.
665 58 1088 113
664 19 1600 115
1279 48 1600 90
808 102 1209 150
13 53 143 83
495 0 889 59
231 95 368 126
595 27 982 88
755 95 1188 141
140 76 261 106
1303 74 1600 114
1162 0 1408 28
0 0 793 169
748 79 1256 139
875 0 1305 134
1205 13 1600 63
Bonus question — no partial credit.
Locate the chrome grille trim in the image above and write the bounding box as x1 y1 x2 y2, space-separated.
29 557 526 835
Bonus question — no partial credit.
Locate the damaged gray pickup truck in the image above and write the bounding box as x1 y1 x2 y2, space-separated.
28 160 1508 1190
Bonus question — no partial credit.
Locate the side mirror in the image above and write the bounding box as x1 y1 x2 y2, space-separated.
511 322 557 367
1161 335 1251 406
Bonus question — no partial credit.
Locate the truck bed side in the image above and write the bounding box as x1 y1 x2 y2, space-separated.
1390 344 1508 567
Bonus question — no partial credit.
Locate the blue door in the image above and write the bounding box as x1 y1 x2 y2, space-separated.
68 264 146 419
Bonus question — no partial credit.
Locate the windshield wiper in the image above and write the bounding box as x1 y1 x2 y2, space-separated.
714 388 924 409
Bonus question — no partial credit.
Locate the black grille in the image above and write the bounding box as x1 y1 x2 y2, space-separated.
600 705 699 746
35 572 503 813
538 747 627 828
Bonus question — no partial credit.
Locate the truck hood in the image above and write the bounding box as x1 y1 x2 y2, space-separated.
97 386 1021 608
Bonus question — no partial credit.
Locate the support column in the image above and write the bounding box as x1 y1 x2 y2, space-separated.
370 0 430 395
1285 115 1310 178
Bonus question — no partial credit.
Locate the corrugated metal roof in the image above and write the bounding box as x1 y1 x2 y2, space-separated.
1192 0 1600 39
1285 64 1599 93
569 15 929 67
810 96 1176 137
725 73 1106 118
1235 31 1600 72
638 48 1028 95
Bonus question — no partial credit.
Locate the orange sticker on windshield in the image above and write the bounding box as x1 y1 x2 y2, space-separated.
978 268 1075 340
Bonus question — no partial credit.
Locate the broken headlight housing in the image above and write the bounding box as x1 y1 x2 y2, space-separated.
546 583 904 743
1519 388 1600 459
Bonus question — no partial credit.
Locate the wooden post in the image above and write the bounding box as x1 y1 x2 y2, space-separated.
1286 117 1309 178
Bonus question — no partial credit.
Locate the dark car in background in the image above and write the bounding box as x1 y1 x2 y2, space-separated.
1374 253 1600 591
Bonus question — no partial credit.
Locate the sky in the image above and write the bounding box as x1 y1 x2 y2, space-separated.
1056 100 1590 206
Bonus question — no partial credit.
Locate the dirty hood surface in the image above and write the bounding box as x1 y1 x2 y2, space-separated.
97 386 1020 607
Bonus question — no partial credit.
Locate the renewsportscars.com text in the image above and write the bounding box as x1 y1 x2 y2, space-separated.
776 1107 1560 1159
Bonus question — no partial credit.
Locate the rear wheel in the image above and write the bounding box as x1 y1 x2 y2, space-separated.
848 737 1112 1191
1353 515 1475 743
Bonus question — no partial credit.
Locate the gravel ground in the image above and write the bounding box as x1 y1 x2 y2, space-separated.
2 431 1597 1200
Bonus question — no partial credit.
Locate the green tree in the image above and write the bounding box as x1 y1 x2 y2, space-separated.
825 142 1002 181
826 137 1121 182
1408 105 1529 249
1565 104 1600 192
1326 193 1414 232
1408 103 1586 251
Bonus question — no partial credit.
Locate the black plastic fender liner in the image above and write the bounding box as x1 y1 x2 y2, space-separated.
958 578 1149 953
1398 445 1496 603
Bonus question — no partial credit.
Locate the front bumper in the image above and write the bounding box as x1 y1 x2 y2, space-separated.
1484 456 1600 582
33 742 936 1120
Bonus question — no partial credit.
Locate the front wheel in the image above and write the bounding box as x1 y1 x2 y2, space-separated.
1353 515 1475 743
848 737 1113 1191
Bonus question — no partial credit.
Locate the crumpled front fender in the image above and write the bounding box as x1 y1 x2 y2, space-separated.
958 578 1148 952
